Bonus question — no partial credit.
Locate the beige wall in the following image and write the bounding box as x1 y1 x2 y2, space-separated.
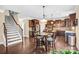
0 12 5 45
75 6 79 50
24 20 29 38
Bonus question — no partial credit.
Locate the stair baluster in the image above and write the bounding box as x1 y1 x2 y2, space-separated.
3 23 8 53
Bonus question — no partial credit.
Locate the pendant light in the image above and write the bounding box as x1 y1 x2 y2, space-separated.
42 5 47 22
43 6 45 20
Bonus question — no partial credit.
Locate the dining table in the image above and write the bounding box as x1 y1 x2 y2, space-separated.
35 30 56 52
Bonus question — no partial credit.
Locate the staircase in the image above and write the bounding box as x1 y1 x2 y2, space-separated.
4 14 23 46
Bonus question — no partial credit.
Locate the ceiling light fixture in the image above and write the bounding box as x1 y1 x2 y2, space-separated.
43 5 45 20
42 5 47 23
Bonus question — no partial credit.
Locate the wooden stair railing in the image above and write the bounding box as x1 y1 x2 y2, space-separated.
3 23 8 53
9 10 23 45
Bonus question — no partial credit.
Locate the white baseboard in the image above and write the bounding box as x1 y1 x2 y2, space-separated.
0 40 6 47
0 39 22 47
23 35 29 38
0 41 4 45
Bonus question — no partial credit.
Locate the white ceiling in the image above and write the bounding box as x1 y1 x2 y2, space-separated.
0 5 77 19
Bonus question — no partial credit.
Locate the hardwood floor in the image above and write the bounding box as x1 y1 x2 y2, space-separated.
0 36 77 54
0 38 36 54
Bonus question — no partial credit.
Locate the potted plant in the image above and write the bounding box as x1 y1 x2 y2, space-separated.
50 49 79 54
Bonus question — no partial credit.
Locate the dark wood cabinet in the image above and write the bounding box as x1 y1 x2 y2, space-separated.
69 13 76 20
29 19 40 37
65 13 77 27
69 13 77 26
45 20 54 32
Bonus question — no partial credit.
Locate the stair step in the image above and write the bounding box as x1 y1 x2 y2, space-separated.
7 29 18 31
6 23 15 24
8 39 22 46
5 21 13 23
7 30 18 33
6 22 15 23
7 35 20 39
7 33 19 36
6 26 16 27
7 32 18 34
6 21 14 22
7 31 18 34
6 28 17 30
6 27 16 28
6 27 16 29
6 25 16 27
7 29 17 31
7 37 21 42
5 24 16 26
7 31 18 33
6 23 14 24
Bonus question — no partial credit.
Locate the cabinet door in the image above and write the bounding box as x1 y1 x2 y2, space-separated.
29 20 33 27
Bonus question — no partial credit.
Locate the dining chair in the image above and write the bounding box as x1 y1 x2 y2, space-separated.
35 35 46 53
